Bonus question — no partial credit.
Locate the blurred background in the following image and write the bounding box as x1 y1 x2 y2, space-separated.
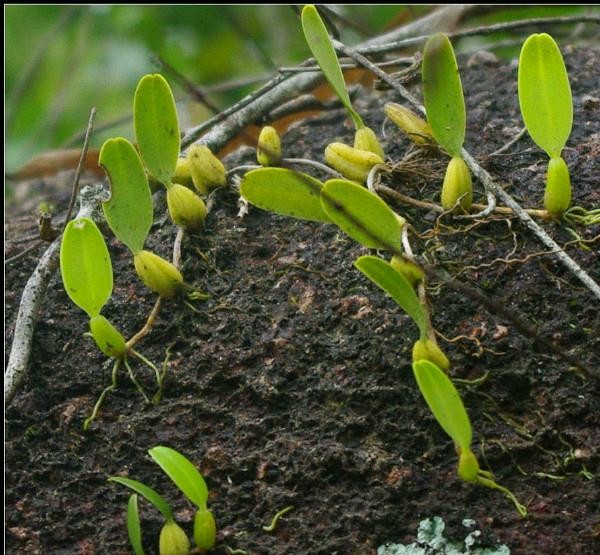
5 5 598 181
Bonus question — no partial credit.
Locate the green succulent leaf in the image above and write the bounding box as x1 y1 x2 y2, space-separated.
354 255 427 337
412 359 472 451
100 137 153 254
301 4 363 129
134 73 180 185
422 33 465 157
60 217 112 318
127 494 146 555
240 167 331 222
149 446 209 511
321 179 404 250
518 33 572 158
108 476 173 521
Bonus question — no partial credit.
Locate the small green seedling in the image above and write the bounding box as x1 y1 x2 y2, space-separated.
518 33 573 217
413 360 527 517
60 217 160 429
109 476 190 555
60 217 126 360
301 4 385 178
100 137 184 298
134 74 207 230
149 446 216 551
422 33 472 212
110 446 216 554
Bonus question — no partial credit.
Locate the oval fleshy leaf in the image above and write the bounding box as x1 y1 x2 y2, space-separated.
301 5 363 129
518 33 572 158
149 446 208 510
108 476 173 521
321 179 404 250
60 217 112 318
134 73 180 184
241 168 331 222
413 359 472 451
100 137 153 254
422 33 465 157
127 494 145 555
354 255 427 337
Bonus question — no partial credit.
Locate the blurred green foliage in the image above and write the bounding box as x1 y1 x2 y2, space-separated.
5 5 597 173
6 5 416 171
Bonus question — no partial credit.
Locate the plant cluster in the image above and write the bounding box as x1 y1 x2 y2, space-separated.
55 5 596 545
518 33 574 217
60 214 164 430
110 446 216 554
239 5 586 516
59 72 227 428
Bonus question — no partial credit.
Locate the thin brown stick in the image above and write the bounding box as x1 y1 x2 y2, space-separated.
377 184 552 219
155 56 221 114
224 7 278 70
358 14 600 55
62 107 97 232
203 73 273 94
487 128 528 157
5 241 44 265
441 277 597 380
280 56 415 73
64 113 131 147
377 184 443 213
471 204 550 219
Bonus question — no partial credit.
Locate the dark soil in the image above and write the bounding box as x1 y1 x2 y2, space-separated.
5 47 600 555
